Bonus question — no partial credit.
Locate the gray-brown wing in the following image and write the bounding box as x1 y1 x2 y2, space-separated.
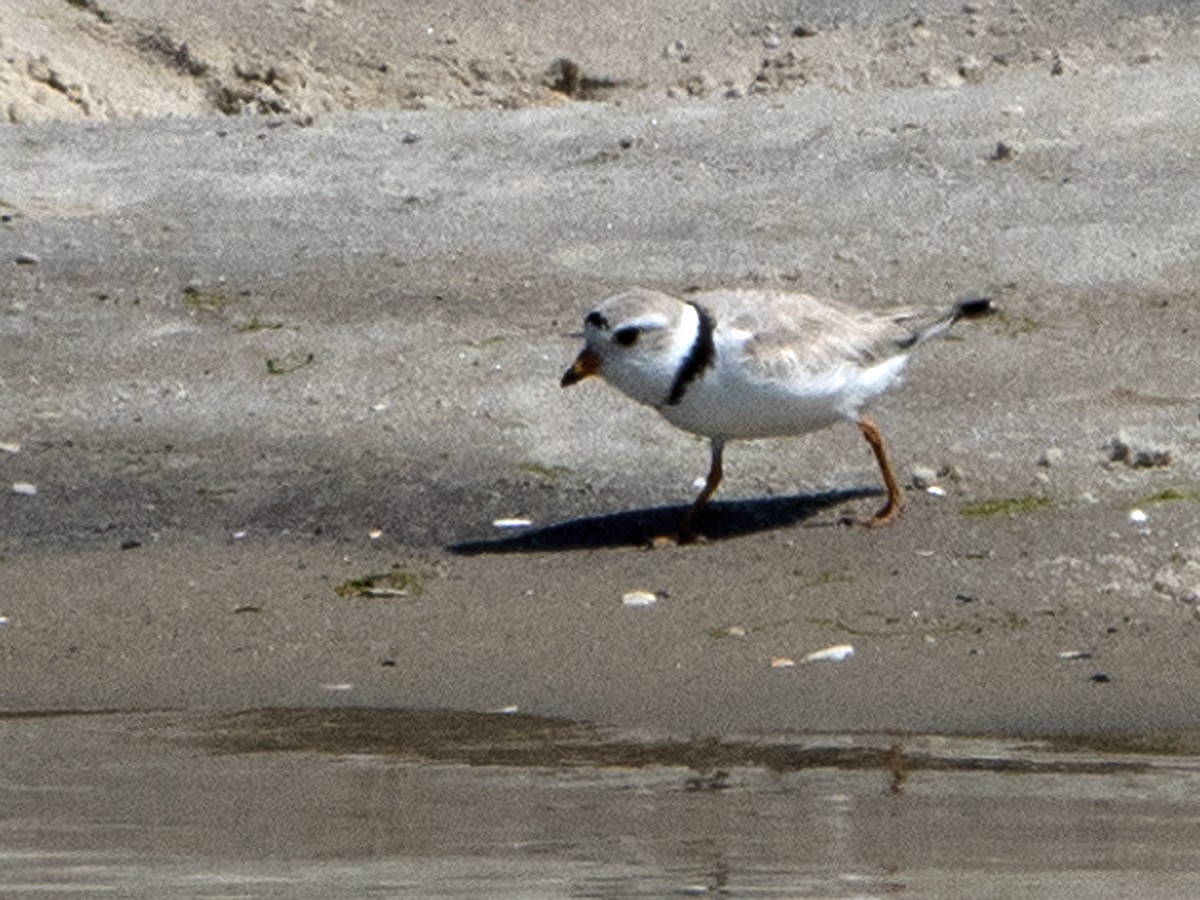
700 289 954 384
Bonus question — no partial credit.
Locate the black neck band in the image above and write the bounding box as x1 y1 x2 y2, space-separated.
667 302 716 406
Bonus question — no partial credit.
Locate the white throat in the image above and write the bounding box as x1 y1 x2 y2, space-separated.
668 302 702 376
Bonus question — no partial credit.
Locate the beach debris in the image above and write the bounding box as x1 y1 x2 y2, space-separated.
911 466 939 489
0 616 10 628
495 705 520 715
1128 508 1151 536
545 57 582 95
11 482 37 496
493 517 532 529
1038 447 1064 468
990 140 1019 161
662 39 691 61
803 643 855 663
321 683 354 692
368 528 383 540
926 485 948 497
0 441 19 454
770 656 796 668
232 530 248 540
15 252 39 265
265 352 314 375
335 567 425 599
1050 49 1079 76
1107 431 1172 468
958 55 987 84
622 589 659 608
1089 673 1112 684
1058 650 1093 660
1152 548 1200 605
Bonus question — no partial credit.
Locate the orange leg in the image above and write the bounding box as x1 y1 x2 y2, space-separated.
857 416 904 526
677 438 725 542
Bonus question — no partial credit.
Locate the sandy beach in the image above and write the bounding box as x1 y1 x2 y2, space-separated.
4 1 1200 893
4 0 1200 735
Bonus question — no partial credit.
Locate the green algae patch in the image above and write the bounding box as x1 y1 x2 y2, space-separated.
1138 488 1200 505
335 567 425 599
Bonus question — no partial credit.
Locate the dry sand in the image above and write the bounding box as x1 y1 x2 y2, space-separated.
2 0 1200 740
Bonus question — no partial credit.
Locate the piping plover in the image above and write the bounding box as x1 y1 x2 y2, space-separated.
562 287 993 541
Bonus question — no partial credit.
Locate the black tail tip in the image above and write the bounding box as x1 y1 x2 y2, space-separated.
954 297 997 320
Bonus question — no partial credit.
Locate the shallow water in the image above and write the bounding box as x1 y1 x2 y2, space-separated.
4 711 1200 897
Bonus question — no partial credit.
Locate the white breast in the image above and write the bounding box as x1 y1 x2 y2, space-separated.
658 351 909 440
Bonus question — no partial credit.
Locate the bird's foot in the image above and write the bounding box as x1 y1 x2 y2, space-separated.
839 501 904 529
650 530 707 549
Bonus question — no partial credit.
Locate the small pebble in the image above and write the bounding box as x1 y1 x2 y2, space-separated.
15 252 39 265
991 140 1020 161
770 656 796 669
11 482 37 496
802 643 855 663
622 589 658 608
1038 447 1064 467
911 466 939 489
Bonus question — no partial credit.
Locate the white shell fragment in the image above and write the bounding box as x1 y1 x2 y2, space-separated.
360 586 409 598
11 482 37 496
802 643 856 663
320 683 354 692
0 442 20 454
622 589 658 608
926 485 947 497
1128 509 1148 525
493 517 533 529
368 528 383 540
770 656 796 668
1058 650 1093 660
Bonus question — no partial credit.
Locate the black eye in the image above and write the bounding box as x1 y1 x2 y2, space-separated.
613 326 640 347
585 311 608 329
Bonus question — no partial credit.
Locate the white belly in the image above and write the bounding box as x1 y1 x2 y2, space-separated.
659 356 908 440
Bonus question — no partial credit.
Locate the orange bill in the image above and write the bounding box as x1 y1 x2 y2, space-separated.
561 348 600 387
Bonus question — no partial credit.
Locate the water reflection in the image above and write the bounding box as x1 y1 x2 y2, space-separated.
2 711 1200 897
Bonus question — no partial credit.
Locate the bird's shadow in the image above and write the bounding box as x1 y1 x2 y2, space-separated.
448 487 880 555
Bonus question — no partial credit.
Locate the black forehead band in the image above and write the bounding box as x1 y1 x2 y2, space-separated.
585 311 609 329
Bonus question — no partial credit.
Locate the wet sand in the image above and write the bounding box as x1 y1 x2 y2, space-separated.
3 70 1199 736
